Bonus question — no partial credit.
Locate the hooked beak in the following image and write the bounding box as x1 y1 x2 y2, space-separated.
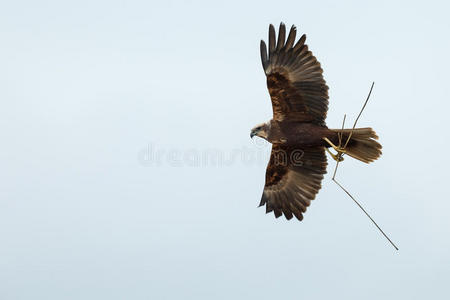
250 131 256 138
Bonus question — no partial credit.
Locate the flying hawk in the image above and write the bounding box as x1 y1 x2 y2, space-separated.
251 23 382 221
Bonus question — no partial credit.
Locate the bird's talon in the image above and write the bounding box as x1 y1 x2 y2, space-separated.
331 153 344 162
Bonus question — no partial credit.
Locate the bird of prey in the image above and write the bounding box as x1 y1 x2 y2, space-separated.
251 23 382 221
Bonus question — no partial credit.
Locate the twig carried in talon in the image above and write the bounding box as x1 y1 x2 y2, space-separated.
329 82 399 251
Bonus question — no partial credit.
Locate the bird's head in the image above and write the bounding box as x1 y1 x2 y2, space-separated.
250 122 269 140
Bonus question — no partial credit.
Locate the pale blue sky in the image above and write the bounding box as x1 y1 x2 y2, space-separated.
1 0 449 299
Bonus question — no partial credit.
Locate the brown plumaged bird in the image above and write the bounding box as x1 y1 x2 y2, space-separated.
251 23 382 221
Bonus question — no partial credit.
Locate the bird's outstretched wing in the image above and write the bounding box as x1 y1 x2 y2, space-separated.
260 23 329 125
260 145 327 221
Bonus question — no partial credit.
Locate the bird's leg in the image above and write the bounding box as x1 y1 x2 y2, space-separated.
325 147 344 162
323 137 347 160
323 137 336 148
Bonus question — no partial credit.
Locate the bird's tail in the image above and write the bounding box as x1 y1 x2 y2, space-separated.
332 127 382 163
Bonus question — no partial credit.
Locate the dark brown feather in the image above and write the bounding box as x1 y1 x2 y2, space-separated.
276 23 286 51
268 24 276 57
260 40 268 70
261 24 329 125
285 25 297 49
260 145 327 221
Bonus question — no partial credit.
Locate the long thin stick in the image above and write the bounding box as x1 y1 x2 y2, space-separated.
332 162 399 250
343 82 374 149
332 82 399 251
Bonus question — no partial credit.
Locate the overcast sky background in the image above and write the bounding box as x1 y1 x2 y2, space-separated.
1 0 449 299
